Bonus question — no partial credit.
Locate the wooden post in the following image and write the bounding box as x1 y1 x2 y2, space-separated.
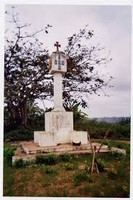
97 129 110 153
91 145 96 173
87 131 94 153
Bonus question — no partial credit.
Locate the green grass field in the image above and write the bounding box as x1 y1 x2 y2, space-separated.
3 140 130 197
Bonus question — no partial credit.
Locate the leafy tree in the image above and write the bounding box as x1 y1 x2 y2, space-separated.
63 25 113 109
27 101 44 129
4 8 113 129
4 8 52 128
69 103 89 130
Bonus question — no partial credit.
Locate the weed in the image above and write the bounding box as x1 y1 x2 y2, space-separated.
96 158 106 172
63 163 75 170
58 153 72 162
3 161 15 196
4 145 15 166
35 154 57 165
13 159 25 168
44 166 57 174
73 170 93 186
107 141 113 150
117 160 130 181
107 168 117 179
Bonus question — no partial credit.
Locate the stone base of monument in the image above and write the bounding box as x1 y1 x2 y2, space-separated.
12 141 126 164
34 130 88 147
34 110 88 147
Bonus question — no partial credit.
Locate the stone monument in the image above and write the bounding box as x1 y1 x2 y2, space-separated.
12 42 126 163
34 42 88 147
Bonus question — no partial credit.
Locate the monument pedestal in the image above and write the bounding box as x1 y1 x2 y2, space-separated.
34 110 88 147
45 110 73 143
34 110 74 146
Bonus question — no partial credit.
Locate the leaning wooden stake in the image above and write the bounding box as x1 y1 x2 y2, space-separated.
88 131 94 153
91 145 96 173
97 129 110 153
89 129 110 173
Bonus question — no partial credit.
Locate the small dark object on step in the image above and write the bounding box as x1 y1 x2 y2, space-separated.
72 141 81 146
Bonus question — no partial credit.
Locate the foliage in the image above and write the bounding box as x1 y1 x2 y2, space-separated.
63 24 113 110
63 163 75 170
4 145 15 165
13 159 25 168
13 159 35 168
81 118 130 139
4 8 52 128
58 153 72 162
35 154 57 165
107 141 113 150
4 127 33 141
73 170 93 186
27 101 44 130
44 166 57 174
4 101 44 133
3 159 15 196
107 168 118 179
96 158 106 172
71 103 89 130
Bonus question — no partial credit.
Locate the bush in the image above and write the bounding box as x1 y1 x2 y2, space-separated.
4 145 15 165
13 159 35 168
13 159 25 168
63 163 74 170
58 153 72 162
36 154 57 165
96 158 106 172
73 170 93 185
4 128 33 141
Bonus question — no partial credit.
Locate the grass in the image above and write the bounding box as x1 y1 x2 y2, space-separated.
3 140 130 197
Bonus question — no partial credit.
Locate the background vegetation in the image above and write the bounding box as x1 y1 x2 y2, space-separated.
4 102 130 141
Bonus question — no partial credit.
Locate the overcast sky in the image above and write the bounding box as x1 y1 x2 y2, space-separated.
5 4 131 118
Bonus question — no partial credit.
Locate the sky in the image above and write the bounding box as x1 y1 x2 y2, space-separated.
5 4 132 118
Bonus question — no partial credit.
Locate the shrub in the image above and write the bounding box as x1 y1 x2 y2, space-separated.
63 163 74 170
73 170 93 186
4 145 15 165
36 155 45 164
58 153 72 162
96 158 106 172
13 158 25 168
13 158 35 168
36 154 57 165
4 128 33 141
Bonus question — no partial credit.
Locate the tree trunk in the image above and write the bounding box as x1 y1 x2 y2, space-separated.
20 101 28 128
7 102 21 128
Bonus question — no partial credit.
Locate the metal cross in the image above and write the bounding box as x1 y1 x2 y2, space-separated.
54 41 61 51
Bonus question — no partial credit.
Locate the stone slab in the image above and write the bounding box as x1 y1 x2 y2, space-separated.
71 131 88 144
21 141 92 155
12 141 126 163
